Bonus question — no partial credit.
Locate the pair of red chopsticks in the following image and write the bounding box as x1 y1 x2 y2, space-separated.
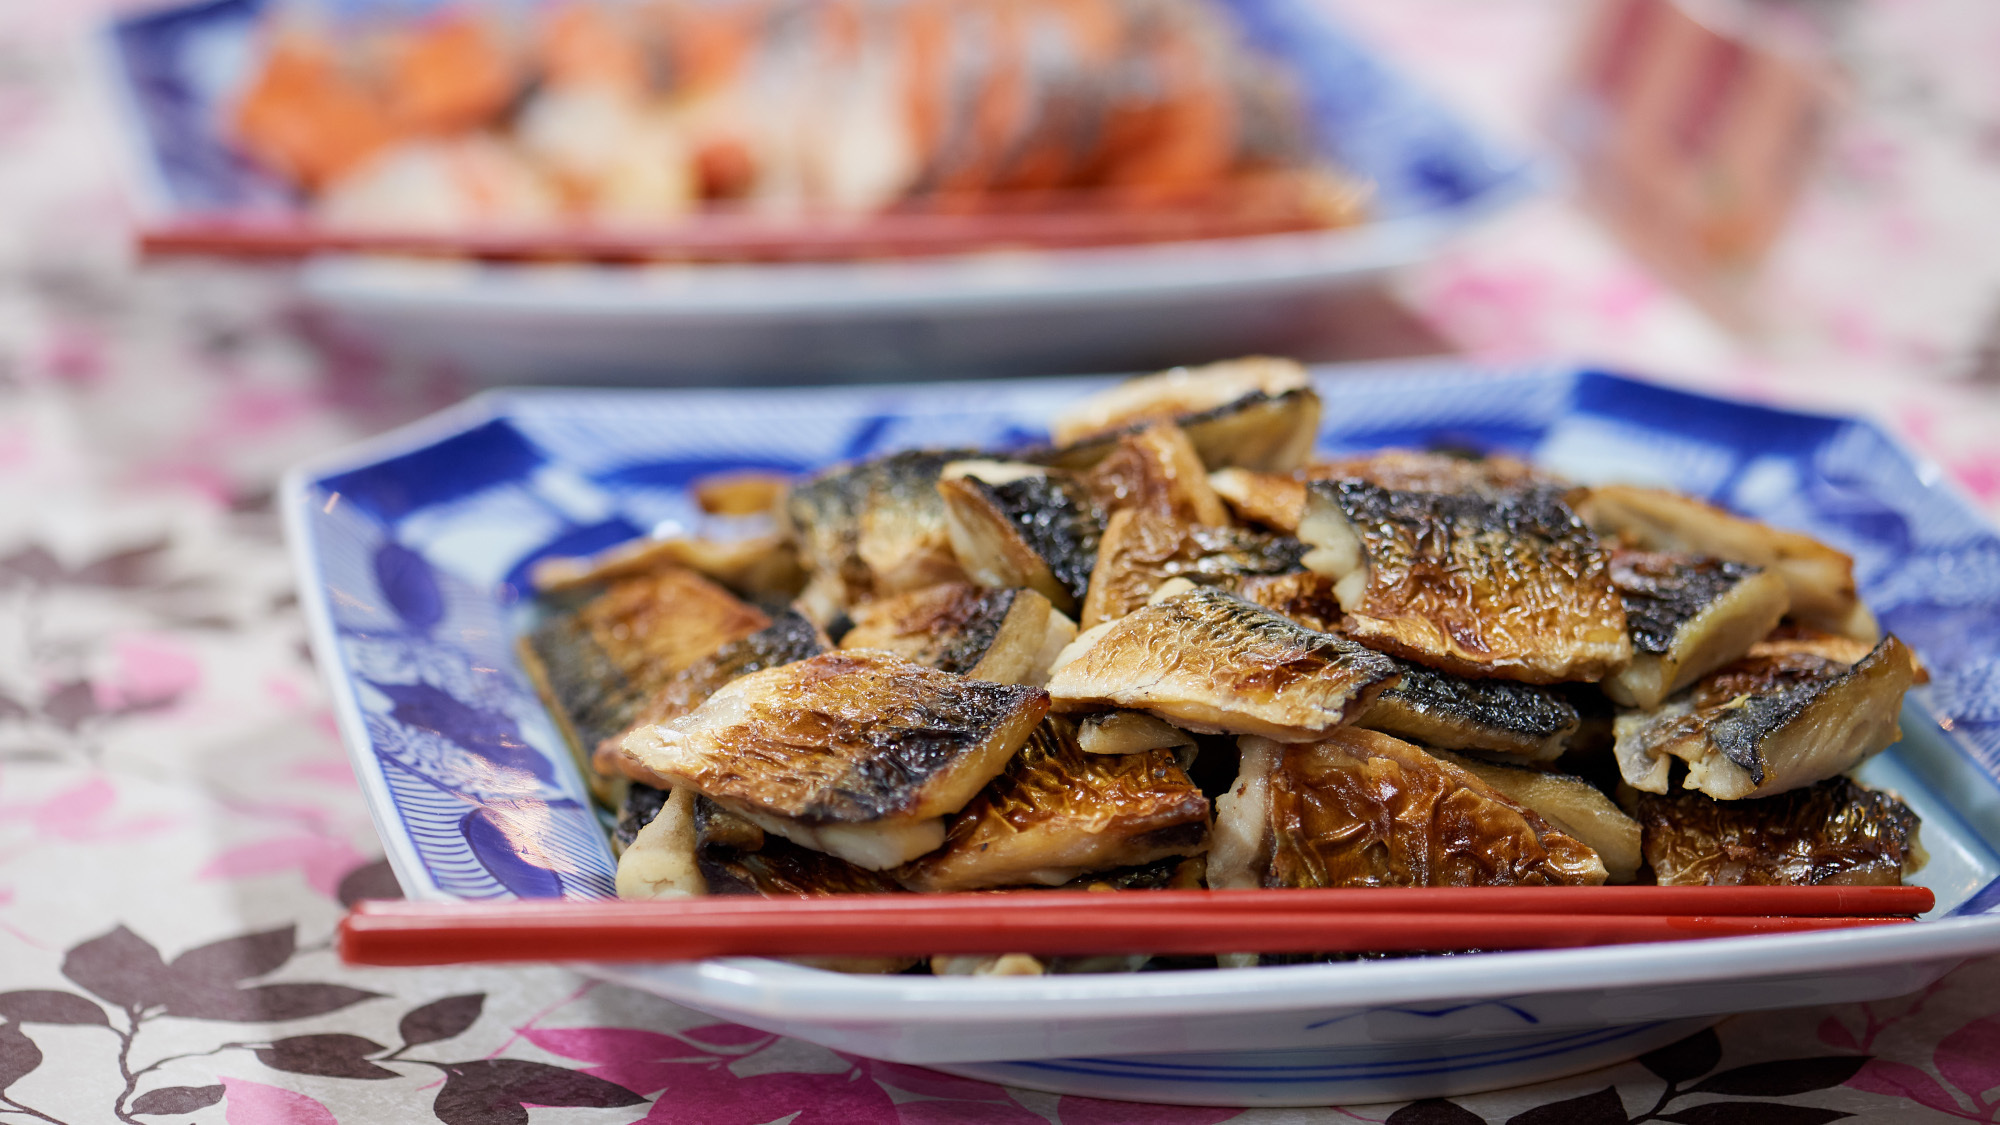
338 885 1932 967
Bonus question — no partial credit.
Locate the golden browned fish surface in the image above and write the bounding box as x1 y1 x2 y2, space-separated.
1356 659 1580 761
1079 508 1309 629
1210 729 1606 889
1297 479 1632 683
532 532 806 603
623 650 1049 868
1613 636 1921 800
1313 449 1550 496
1044 357 1321 473
1605 550 1792 710
897 718 1211 891
838 583 1074 686
1428 750 1641 883
593 609 829 784
1209 467 1308 533
1629 777 1923 886
1080 422 1230 526
523 565 771 795
1235 569 1346 632
1047 587 1400 741
785 449 972 620
1576 484 1874 642
938 464 1105 613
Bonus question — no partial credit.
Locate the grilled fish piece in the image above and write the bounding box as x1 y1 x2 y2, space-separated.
616 785 704 899
1076 711 1197 761
1079 508 1309 629
839 583 1075 686
691 796 907 897
1605 550 1791 710
938 462 1105 614
532 531 807 604
593 609 829 785
1210 729 1607 889
1576 484 1874 642
1210 451 1550 534
522 564 771 800
1235 569 1345 632
1357 659 1580 761
1428 750 1642 883
896 718 1211 891
1297 479 1632 683
1080 421 1230 525
1044 357 1322 473
785 449 972 621
1628 777 1924 886
622 650 1049 869
1614 636 1921 800
1047 587 1400 741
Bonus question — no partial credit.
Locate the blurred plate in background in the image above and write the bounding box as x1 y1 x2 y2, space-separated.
104 0 1536 382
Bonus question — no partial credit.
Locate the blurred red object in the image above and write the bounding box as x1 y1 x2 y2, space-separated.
1554 0 1832 318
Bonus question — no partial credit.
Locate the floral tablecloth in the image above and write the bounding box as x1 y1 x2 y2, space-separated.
6 1 2000 1122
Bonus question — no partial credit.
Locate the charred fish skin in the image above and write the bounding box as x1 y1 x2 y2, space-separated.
938 470 1105 611
1048 587 1402 741
1043 357 1321 473
692 796 907 897
623 650 1050 868
1212 729 1606 890
896 718 1212 892
1358 659 1580 761
785 449 973 617
1299 478 1632 684
1629 777 1923 886
593 609 829 783
1080 508 1311 629
840 584 1021 674
1614 636 1921 800
522 566 770 795
1605 550 1791 710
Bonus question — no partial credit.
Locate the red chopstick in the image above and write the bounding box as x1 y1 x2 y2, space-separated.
338 886 1930 967
136 204 1336 265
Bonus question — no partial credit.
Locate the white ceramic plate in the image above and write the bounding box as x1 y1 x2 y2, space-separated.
283 361 2000 1106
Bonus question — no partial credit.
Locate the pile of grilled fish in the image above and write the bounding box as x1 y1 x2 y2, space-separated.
521 356 1929 975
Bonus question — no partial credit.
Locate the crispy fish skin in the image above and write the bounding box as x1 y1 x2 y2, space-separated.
1357 659 1580 761
896 718 1212 892
938 466 1105 613
1047 587 1400 741
1576 484 1874 642
1081 422 1231 525
1605 550 1791 710
523 565 770 797
1429 750 1642 883
1614 636 1920 800
1079 508 1309 629
1044 357 1322 473
1235 569 1345 633
532 532 806 603
1298 479 1632 684
593 609 828 785
623 650 1050 869
1629 778 1923 886
1210 451 1549 535
785 449 972 620
692 796 908 897
1210 729 1606 890
839 583 1076 687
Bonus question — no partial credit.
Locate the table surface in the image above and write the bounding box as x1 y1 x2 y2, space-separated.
5 1 2000 1122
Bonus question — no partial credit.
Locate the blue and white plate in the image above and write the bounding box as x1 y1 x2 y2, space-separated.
283 361 2000 1106
101 0 1538 381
